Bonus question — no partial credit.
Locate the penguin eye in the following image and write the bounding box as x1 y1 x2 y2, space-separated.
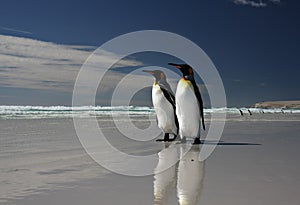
189 68 193 74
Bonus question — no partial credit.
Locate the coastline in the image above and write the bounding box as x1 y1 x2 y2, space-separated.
253 100 300 109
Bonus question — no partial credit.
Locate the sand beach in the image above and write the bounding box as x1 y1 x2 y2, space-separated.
0 111 299 205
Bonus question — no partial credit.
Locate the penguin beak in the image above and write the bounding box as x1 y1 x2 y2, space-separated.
168 63 181 69
142 70 154 75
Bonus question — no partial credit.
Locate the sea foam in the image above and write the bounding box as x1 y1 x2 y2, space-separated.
0 106 299 119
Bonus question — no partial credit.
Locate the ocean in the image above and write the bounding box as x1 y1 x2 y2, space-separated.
0 105 299 119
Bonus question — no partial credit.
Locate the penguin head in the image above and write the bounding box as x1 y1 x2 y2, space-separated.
142 70 166 83
168 63 194 79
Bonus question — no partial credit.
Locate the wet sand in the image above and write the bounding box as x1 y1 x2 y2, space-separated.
1 114 300 205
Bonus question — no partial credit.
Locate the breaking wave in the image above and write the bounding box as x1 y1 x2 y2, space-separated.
0 106 299 119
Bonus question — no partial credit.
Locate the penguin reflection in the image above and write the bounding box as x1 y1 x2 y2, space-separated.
154 143 179 205
153 144 205 205
177 145 205 205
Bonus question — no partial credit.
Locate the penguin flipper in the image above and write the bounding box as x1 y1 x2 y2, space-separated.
191 81 205 130
160 87 179 133
160 87 176 108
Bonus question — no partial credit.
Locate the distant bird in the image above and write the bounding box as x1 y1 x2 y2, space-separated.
248 109 252 115
168 63 205 144
143 70 178 141
239 109 244 116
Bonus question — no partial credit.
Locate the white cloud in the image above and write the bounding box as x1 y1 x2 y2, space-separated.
0 35 209 106
232 0 281 7
0 35 144 92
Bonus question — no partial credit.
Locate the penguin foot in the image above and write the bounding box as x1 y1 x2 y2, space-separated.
156 133 170 142
156 134 179 142
164 133 169 141
156 138 170 142
156 138 176 142
193 138 201 144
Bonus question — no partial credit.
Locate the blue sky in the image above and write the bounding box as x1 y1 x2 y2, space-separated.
0 0 299 107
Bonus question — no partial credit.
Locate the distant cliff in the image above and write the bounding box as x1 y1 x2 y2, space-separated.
253 101 300 109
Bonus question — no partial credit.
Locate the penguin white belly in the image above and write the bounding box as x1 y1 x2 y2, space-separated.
152 84 177 134
176 79 200 139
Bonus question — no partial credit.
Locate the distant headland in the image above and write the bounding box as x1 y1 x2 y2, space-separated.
253 101 300 109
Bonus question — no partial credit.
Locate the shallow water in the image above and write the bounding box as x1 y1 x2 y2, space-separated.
1 114 300 204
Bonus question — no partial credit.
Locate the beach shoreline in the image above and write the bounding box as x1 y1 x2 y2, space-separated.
1 114 300 205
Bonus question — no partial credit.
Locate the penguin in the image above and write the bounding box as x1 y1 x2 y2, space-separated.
143 70 178 141
168 63 205 144
248 109 252 115
239 109 244 116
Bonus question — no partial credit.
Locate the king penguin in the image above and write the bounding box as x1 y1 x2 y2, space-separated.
168 63 205 144
143 70 178 141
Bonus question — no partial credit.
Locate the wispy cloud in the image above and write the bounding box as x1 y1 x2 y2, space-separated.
0 35 144 93
0 26 33 35
232 0 281 7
